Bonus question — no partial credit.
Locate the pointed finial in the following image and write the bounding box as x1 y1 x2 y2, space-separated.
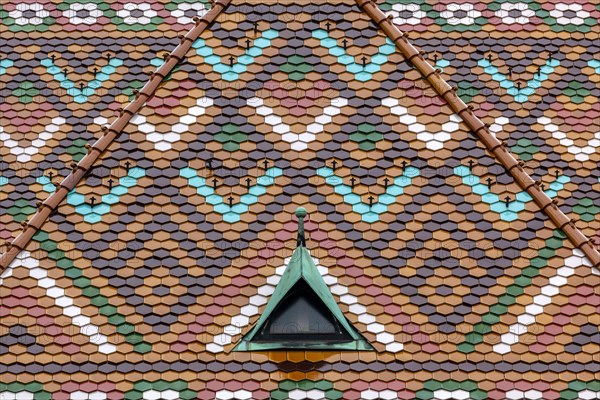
296 207 307 247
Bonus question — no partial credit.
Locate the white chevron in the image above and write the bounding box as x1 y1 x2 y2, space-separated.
248 97 347 151
539 116 600 162
126 97 213 151
0 117 64 163
383 97 462 151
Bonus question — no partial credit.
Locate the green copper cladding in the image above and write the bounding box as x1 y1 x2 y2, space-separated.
233 208 374 351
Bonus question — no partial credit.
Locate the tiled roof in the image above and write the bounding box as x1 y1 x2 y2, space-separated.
0 0 599 398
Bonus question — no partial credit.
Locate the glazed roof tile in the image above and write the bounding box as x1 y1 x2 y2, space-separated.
0 0 599 397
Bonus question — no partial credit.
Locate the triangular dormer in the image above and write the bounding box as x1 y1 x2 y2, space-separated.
234 208 373 351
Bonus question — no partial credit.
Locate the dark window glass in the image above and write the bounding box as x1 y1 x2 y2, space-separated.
254 280 353 343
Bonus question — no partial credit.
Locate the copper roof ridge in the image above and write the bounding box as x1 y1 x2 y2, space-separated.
355 0 600 268
0 0 233 272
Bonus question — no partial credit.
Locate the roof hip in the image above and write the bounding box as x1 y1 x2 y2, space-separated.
0 0 233 272
354 0 600 269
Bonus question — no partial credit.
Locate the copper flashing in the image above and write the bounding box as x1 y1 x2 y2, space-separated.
0 0 232 271
356 0 600 268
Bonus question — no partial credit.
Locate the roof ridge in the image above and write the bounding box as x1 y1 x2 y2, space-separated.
355 0 600 269
0 0 233 271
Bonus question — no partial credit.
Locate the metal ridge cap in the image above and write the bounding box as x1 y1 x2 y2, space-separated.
0 0 233 272
355 0 600 268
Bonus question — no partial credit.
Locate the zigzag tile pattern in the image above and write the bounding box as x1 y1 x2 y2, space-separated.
0 0 598 397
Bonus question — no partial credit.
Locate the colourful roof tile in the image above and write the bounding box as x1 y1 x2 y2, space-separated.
0 0 599 397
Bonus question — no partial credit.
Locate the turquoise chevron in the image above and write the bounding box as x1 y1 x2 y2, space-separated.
455 165 569 222
181 167 283 223
312 30 396 82
589 59 600 74
478 57 560 103
317 166 420 223
41 57 124 103
37 167 145 223
0 58 13 75
192 29 278 81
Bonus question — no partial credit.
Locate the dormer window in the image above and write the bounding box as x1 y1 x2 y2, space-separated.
233 208 374 351
253 279 353 343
